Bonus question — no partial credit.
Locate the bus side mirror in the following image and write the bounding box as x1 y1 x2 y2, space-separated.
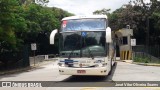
50 29 58 44
106 27 112 43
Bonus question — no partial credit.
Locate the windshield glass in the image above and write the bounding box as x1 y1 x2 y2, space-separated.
61 19 106 31
59 31 106 58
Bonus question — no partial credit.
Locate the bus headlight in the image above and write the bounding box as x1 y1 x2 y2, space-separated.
102 63 107 66
94 59 104 63
95 64 102 67
58 63 65 67
94 59 106 67
97 63 103 67
95 63 107 67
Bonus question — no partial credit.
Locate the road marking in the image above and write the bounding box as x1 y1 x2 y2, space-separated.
80 87 99 90
146 87 160 90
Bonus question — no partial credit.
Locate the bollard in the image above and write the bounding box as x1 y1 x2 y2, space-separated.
45 55 48 60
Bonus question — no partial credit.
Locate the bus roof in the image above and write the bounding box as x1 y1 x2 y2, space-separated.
62 15 107 21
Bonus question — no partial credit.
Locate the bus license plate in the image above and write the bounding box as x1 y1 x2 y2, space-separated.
77 70 86 73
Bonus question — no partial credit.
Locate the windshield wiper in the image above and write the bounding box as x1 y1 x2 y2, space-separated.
68 47 75 59
87 47 94 59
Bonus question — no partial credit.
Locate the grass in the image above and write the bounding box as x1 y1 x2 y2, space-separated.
133 57 150 63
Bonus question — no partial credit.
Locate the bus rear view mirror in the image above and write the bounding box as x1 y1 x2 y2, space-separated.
106 27 112 43
50 29 58 44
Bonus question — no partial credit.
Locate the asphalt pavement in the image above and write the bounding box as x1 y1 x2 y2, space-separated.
0 60 160 90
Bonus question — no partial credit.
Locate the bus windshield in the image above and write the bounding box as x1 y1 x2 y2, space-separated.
61 19 106 31
59 31 106 58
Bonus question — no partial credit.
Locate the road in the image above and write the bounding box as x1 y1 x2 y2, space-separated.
0 60 160 90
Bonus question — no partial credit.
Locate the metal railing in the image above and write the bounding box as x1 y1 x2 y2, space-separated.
29 54 58 66
132 45 160 63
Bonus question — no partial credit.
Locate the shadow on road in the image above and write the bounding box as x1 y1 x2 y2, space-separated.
61 62 117 82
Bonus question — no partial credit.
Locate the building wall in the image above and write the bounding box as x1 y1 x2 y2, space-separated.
115 29 133 60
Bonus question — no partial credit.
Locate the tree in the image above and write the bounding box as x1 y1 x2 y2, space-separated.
93 0 160 45
0 0 27 66
0 0 27 52
18 0 49 6
133 0 160 45
36 0 49 6
0 0 73 68
93 8 111 15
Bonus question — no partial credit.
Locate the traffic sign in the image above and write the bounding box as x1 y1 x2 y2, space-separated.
31 43 37 50
131 39 136 46
82 32 87 37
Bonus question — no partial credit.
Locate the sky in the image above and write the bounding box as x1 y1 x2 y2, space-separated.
47 0 151 15
47 0 131 15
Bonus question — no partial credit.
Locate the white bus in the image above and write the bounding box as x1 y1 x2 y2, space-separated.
50 15 116 76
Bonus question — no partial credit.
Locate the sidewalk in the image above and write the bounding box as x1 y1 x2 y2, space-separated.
118 59 160 67
132 62 160 67
0 58 58 75
30 58 58 67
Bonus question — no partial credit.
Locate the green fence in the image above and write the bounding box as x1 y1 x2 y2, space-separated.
132 45 160 63
0 45 30 70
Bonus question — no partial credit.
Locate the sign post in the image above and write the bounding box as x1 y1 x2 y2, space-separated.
131 39 136 60
131 39 136 46
31 43 37 66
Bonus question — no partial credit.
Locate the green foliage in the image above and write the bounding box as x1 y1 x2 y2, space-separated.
0 0 73 64
133 57 150 63
93 8 111 15
93 0 160 45
0 0 26 52
36 0 49 6
22 4 73 43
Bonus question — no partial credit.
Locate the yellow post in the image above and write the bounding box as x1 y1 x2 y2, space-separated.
125 51 128 60
120 51 122 60
123 51 125 60
128 50 132 60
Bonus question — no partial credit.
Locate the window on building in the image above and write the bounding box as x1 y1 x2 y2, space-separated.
123 37 128 45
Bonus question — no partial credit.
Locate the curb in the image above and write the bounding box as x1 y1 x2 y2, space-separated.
117 60 133 63
122 60 133 63
132 62 160 67
117 60 160 67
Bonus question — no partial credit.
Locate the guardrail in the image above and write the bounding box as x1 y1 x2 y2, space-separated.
29 54 58 66
133 52 160 63
132 45 160 59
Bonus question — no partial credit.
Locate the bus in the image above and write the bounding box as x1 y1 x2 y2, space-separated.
50 15 116 76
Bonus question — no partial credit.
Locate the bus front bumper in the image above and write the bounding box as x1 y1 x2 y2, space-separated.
58 67 109 76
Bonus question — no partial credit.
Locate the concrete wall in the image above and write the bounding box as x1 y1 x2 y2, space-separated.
115 29 133 60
